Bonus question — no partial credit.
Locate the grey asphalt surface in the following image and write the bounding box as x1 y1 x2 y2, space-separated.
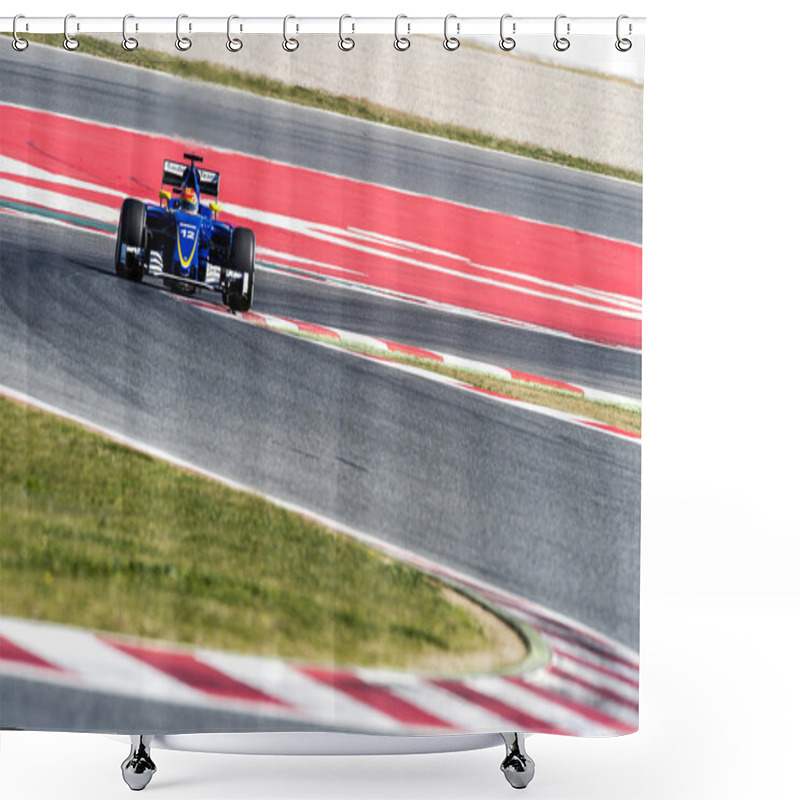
1 44 640 731
0 216 640 648
0 43 642 398
258 271 641 399
0 675 333 734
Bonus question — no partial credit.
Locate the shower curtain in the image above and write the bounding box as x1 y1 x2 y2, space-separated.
0 14 643 792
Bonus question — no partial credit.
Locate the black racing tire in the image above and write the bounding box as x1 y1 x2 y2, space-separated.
115 198 146 282
226 227 255 312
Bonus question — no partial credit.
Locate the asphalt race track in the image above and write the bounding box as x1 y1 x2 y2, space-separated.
0 214 641 642
0 42 641 687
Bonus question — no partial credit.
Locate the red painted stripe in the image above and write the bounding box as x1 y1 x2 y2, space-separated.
240 311 269 326
537 624 640 673
385 342 445 361
1 105 642 348
432 680 567 734
293 320 340 338
552 648 639 689
177 296 229 316
580 420 641 439
0 636 63 671
0 171 120 210
549 665 639 713
105 639 289 706
505 676 636 733
511 606 640 672
300 667 453 729
506 369 584 394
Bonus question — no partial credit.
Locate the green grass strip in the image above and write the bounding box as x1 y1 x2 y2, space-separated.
12 34 642 183
0 395 538 671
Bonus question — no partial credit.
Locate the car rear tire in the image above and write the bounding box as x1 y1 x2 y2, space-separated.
115 198 146 282
226 227 255 312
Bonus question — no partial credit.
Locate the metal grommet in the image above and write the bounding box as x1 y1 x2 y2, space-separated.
282 15 299 52
338 14 355 51
499 13 516 51
63 13 79 51
443 14 460 51
553 14 570 52
12 15 29 51
175 14 192 51
122 14 138 51
615 14 632 52
394 14 410 51
226 15 243 52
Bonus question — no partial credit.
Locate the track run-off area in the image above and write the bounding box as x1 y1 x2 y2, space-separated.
0 388 638 739
0 103 641 350
0 45 641 737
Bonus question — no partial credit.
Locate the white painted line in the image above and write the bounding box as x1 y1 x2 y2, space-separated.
326 328 389 351
528 672 640 728
548 635 641 683
440 352 515 380
1 154 125 199
0 178 118 224
469 675 614 736
198 651 399 731
0 618 205 706
1 100 642 241
0 175 642 354
551 657 640 704
221 199 644 320
256 246 364 275
0 204 111 237
256 262 643 354
2 165 641 321
388 681 519 731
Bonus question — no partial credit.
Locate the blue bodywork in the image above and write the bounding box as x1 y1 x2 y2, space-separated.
144 163 233 288
115 153 255 312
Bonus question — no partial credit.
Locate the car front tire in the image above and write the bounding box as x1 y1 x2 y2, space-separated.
226 227 255 312
115 198 146 282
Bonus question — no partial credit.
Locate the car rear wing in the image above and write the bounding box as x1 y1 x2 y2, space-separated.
162 159 220 198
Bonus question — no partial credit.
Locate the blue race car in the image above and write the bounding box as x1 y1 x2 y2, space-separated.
114 153 255 312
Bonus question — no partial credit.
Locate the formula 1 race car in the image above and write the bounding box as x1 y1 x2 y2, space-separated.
114 153 255 312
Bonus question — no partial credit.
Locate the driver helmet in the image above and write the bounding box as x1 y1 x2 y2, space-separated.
179 185 199 213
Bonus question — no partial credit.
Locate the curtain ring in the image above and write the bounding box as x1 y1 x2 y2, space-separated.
63 13 80 51
615 14 632 52
499 14 516 51
553 14 570 51
122 14 138 51
394 14 410 51
12 15 29 51
175 14 192 51
226 15 243 52
338 14 355 51
443 14 460 51
283 15 299 52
